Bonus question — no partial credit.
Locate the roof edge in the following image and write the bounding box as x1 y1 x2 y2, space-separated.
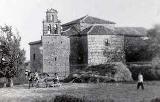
29 40 42 45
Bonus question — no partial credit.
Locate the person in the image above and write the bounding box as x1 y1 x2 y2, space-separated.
53 73 61 87
34 72 39 87
54 73 59 84
137 73 144 90
28 73 34 89
25 69 30 78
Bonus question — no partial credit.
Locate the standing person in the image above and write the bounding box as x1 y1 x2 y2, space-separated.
137 73 144 90
25 69 30 78
29 73 34 89
34 72 39 87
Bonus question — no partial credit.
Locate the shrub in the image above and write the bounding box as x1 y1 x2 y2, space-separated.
54 95 83 102
128 63 160 80
87 62 133 82
54 95 114 102
63 62 133 82
33 95 115 102
150 97 160 102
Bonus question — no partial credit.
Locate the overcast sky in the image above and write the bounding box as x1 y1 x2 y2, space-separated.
0 0 160 60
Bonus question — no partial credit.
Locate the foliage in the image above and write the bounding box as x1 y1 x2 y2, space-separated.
54 95 114 102
0 25 26 78
54 95 84 102
90 62 133 81
64 62 133 82
124 25 160 62
147 25 160 57
124 36 152 62
151 97 160 102
127 63 160 80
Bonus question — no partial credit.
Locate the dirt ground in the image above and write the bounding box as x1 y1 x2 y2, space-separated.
0 82 160 102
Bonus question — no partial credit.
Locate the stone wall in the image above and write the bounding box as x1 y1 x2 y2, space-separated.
30 42 43 73
88 35 125 66
42 35 70 79
70 35 88 72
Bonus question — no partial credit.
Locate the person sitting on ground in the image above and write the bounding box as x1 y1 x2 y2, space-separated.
137 72 144 90
54 73 59 84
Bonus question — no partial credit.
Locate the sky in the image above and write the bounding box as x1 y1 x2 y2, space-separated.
0 0 160 60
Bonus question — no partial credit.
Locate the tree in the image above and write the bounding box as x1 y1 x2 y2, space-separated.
124 24 160 62
124 36 152 62
147 25 160 58
0 25 26 87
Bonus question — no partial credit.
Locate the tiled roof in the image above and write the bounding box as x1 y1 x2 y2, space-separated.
81 26 93 34
115 27 147 36
61 26 79 36
82 16 116 24
62 25 116 36
62 15 116 26
62 25 147 37
62 16 86 26
29 40 42 45
87 25 116 35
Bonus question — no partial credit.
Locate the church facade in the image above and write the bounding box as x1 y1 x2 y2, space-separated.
29 8 147 79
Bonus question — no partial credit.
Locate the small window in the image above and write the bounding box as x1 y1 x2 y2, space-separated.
61 41 62 44
55 57 57 61
48 26 50 31
52 15 54 21
33 54 36 60
48 24 51 33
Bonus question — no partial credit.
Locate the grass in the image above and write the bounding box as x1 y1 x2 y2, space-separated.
0 82 160 102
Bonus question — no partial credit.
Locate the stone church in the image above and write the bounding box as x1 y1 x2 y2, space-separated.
29 8 147 79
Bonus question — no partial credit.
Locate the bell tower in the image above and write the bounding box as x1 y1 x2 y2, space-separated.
42 9 70 79
43 8 61 35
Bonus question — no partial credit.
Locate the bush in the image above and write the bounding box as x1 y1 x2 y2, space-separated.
87 62 133 82
63 62 133 82
54 95 114 102
33 95 115 102
128 63 160 80
151 97 160 102
54 95 83 102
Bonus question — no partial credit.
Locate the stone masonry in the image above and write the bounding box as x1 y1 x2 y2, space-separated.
29 9 147 77
29 40 43 73
42 9 70 78
88 34 125 66
42 35 70 78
